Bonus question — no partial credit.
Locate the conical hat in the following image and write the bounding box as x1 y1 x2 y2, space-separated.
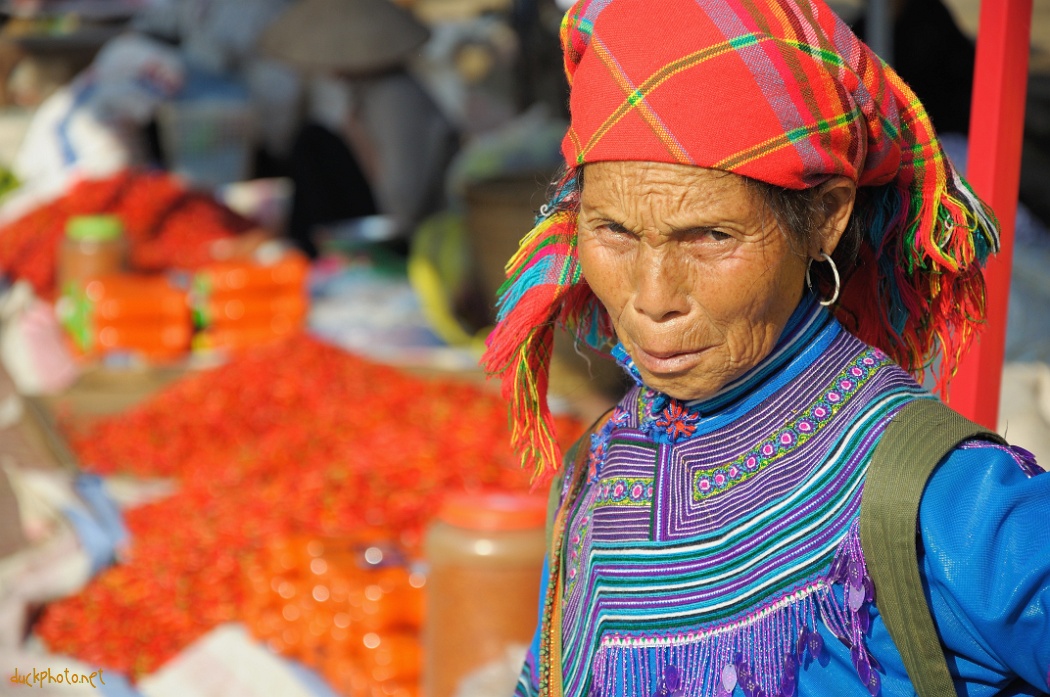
258 0 429 75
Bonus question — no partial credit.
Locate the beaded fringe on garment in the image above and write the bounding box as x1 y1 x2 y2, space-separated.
588 521 881 697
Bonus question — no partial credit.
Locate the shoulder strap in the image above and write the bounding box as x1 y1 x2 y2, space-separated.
859 398 1006 697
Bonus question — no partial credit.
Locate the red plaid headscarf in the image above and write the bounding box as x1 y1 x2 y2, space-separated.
483 0 999 483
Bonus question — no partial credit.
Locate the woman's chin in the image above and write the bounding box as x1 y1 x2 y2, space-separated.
634 367 721 403
628 348 713 398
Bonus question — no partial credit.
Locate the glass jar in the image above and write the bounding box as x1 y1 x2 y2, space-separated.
424 491 547 697
57 215 126 293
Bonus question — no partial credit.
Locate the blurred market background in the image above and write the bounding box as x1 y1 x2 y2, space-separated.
0 0 1047 696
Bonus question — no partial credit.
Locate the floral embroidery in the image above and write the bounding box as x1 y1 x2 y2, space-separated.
656 402 701 442
595 477 655 507
588 404 633 482
589 431 608 481
564 514 590 601
692 350 889 501
611 404 632 428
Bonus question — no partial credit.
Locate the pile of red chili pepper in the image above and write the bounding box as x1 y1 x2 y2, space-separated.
35 334 581 681
0 169 253 297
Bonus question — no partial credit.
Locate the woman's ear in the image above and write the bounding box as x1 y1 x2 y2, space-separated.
814 176 857 258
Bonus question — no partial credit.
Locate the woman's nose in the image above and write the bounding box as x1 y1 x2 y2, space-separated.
631 248 690 323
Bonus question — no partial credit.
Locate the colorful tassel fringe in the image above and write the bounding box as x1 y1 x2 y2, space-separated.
838 147 998 397
480 171 613 484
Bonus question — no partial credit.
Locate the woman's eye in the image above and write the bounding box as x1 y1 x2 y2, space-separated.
595 222 636 239
683 227 732 243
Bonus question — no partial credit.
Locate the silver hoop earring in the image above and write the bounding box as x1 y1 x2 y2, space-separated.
805 251 840 307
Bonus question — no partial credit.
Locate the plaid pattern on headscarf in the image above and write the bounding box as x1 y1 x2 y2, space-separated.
482 0 999 483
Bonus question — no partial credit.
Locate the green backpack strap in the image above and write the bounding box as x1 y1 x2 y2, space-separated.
860 398 1006 697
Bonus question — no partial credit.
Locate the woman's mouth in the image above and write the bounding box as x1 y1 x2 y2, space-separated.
632 346 706 375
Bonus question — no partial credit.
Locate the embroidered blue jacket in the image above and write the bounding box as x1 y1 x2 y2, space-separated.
512 299 1050 697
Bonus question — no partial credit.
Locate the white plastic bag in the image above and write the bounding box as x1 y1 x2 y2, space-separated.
0 283 78 397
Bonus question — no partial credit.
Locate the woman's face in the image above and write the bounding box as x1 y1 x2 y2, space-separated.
578 161 820 402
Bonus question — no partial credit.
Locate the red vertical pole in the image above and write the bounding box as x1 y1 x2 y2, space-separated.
947 0 1033 429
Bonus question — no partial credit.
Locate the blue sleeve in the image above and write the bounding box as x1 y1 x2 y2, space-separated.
514 555 549 697
919 441 1050 693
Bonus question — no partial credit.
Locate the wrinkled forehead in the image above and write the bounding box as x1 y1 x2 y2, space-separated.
579 162 746 202
579 160 769 201
578 161 775 229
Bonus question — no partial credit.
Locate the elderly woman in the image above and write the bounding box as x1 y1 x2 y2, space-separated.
481 1 1050 696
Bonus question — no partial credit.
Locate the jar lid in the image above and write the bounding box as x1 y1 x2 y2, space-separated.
67 215 124 242
437 491 547 532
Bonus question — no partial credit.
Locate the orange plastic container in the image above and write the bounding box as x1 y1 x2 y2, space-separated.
95 320 193 356
83 275 190 323
59 273 192 358
194 253 308 295
193 319 299 352
202 292 307 326
424 492 547 697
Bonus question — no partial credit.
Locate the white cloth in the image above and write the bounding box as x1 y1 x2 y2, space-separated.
136 624 316 697
12 34 185 200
